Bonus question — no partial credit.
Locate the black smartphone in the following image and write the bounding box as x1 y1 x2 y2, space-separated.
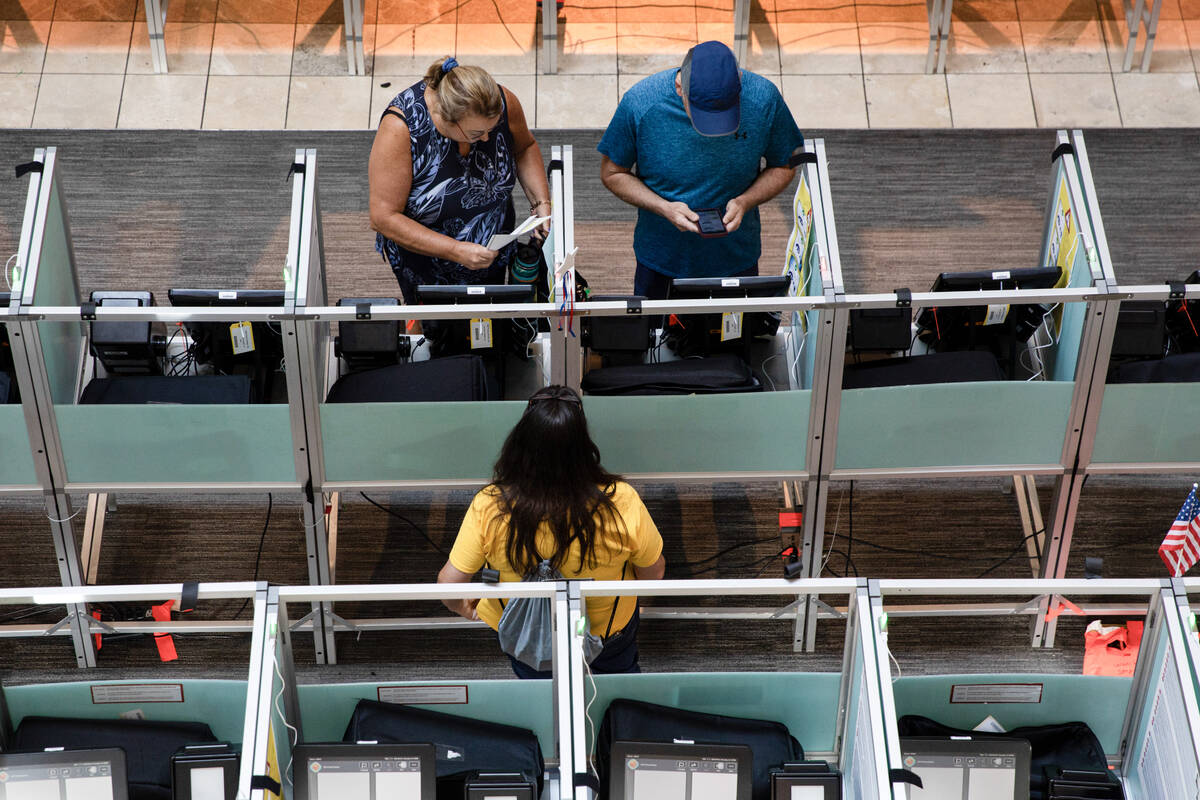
695 208 728 238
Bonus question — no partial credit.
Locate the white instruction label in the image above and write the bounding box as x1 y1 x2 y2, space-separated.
218 290 237 301
720 278 740 288
467 286 486 296
91 684 184 704
991 271 1011 281
720 312 743 342
950 683 1043 704
469 318 493 349
984 304 1010 325
377 685 468 705
229 321 255 354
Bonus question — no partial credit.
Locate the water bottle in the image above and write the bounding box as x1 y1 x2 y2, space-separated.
510 241 541 285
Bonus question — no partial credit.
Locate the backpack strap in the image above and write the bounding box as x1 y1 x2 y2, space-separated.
602 562 629 640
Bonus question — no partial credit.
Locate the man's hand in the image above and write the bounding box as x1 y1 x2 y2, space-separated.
456 242 499 271
662 201 700 234
723 197 747 234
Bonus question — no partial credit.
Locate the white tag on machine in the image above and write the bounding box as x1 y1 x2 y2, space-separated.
720 312 743 342
229 321 255 354
984 304 1010 326
470 318 493 349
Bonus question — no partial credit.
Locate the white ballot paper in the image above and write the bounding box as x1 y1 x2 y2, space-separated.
486 214 550 250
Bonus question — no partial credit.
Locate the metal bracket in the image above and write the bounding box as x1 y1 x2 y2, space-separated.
291 607 360 636
895 288 912 308
626 298 642 314
1169 281 1187 300
355 303 371 321
771 596 845 620
80 302 97 321
45 609 117 637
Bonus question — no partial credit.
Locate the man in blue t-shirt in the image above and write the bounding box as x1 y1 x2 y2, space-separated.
598 41 804 299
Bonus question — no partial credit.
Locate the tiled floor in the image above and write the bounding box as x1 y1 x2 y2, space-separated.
3 0 1200 128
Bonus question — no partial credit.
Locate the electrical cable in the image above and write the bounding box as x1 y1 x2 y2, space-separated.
839 486 1047 573
975 529 1045 578
359 492 448 557
233 494 273 619
4 254 17 289
671 535 779 571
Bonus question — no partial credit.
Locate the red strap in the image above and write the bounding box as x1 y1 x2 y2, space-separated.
150 600 178 662
1044 596 1084 622
779 511 803 528
91 610 103 651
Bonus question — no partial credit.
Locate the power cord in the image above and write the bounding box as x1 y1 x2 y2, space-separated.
233 494 273 619
668 535 780 577
359 492 449 557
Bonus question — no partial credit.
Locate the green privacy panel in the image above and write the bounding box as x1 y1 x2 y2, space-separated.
34 185 83 405
1092 383 1200 465
296 681 556 756
1123 619 1169 796
585 392 810 474
587 672 841 755
801 309 819 390
835 381 1073 470
4 680 249 742
56 404 296 485
1050 263 1093 384
892 674 1132 753
322 394 810 482
321 401 525 483
0 406 37 487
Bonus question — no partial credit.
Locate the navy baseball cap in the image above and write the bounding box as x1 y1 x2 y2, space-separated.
679 41 741 136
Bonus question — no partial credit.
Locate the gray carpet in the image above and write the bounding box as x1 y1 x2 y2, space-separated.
3 129 1196 302
0 129 1196 678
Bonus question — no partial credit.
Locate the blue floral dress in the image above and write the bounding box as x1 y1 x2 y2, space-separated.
376 81 517 303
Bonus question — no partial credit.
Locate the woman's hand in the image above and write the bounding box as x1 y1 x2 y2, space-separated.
456 242 499 271
451 598 481 621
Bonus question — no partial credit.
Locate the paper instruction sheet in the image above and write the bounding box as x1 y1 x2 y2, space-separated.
486 214 550 250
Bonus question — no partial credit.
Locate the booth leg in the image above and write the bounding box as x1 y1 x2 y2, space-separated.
936 0 953 73
1122 0 1144 71
1031 473 1083 648
301 497 338 664
733 0 750 66
327 491 340 584
44 491 97 668
925 0 944 73
81 493 108 585
541 0 557 74
1139 0 1163 72
142 0 167 73
1011 476 1045 577
791 479 823 652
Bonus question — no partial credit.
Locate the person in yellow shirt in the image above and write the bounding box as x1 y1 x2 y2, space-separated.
437 384 666 678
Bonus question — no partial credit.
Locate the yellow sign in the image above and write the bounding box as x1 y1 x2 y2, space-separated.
1046 175 1078 288
263 724 282 800
784 175 814 298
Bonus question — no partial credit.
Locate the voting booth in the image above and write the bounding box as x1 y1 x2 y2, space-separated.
873 579 1200 799
253 583 575 800
0 583 268 800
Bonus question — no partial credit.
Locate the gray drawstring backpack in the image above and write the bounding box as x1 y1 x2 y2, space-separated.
496 560 626 673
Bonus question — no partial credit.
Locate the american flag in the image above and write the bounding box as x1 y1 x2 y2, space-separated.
1160 484 1200 577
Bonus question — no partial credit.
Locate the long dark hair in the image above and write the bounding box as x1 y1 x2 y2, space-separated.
491 385 625 575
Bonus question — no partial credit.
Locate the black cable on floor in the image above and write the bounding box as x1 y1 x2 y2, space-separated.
360 491 449 557
234 493 273 619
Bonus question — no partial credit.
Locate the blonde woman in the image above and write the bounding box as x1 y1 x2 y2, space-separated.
369 57 551 303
